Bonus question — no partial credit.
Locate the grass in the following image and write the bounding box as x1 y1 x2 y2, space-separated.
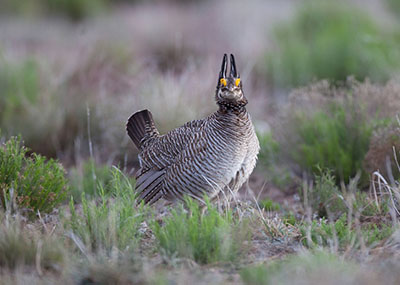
65 167 144 255
0 135 68 215
0 132 399 283
259 198 281 212
298 168 396 250
68 159 135 202
0 213 65 271
241 251 373 285
266 0 400 88
1 2 400 281
299 214 394 249
151 197 249 264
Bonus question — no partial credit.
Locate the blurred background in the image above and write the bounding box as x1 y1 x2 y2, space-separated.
1 0 400 198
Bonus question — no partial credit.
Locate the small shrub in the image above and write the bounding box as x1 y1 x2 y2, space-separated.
305 168 346 218
292 103 373 184
266 0 400 88
0 135 68 214
65 167 145 255
363 223 394 245
151 197 248 264
282 80 398 185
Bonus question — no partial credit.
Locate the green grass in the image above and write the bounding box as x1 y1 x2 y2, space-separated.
0 135 68 215
259 198 281 212
151 197 249 264
266 0 400 88
65 167 145 255
292 103 374 184
68 159 135 202
299 213 394 249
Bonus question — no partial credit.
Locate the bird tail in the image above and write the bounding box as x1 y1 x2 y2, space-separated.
126 109 158 150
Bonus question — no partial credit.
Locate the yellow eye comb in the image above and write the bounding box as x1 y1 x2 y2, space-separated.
220 78 227 86
235 78 241 86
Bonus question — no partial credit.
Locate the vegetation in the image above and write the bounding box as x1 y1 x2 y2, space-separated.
0 0 107 21
266 0 400 88
257 132 292 188
68 159 136 201
299 214 394 249
386 0 400 17
259 198 281 212
280 80 399 186
0 213 65 270
65 167 144 255
292 104 373 183
0 135 68 214
1 1 400 283
241 251 373 285
151 197 248 264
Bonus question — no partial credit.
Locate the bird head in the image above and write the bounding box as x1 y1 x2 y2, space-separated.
215 54 247 107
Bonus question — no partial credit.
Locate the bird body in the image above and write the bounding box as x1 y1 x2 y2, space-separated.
127 54 259 204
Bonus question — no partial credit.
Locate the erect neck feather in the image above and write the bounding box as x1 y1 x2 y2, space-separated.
217 99 247 114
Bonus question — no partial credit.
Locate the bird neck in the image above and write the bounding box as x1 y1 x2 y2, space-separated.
217 100 247 115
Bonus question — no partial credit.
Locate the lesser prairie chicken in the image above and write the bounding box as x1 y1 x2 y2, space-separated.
126 54 259 204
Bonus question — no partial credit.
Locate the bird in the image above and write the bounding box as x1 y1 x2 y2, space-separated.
126 54 259 205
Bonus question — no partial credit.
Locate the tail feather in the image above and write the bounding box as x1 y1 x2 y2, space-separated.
126 109 158 150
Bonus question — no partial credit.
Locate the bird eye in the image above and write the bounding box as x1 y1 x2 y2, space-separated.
220 78 227 86
235 78 241 86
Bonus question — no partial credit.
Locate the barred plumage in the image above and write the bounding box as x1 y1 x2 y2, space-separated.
126 54 260 205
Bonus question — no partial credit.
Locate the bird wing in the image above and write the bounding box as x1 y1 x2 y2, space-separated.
161 132 211 202
135 120 205 204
